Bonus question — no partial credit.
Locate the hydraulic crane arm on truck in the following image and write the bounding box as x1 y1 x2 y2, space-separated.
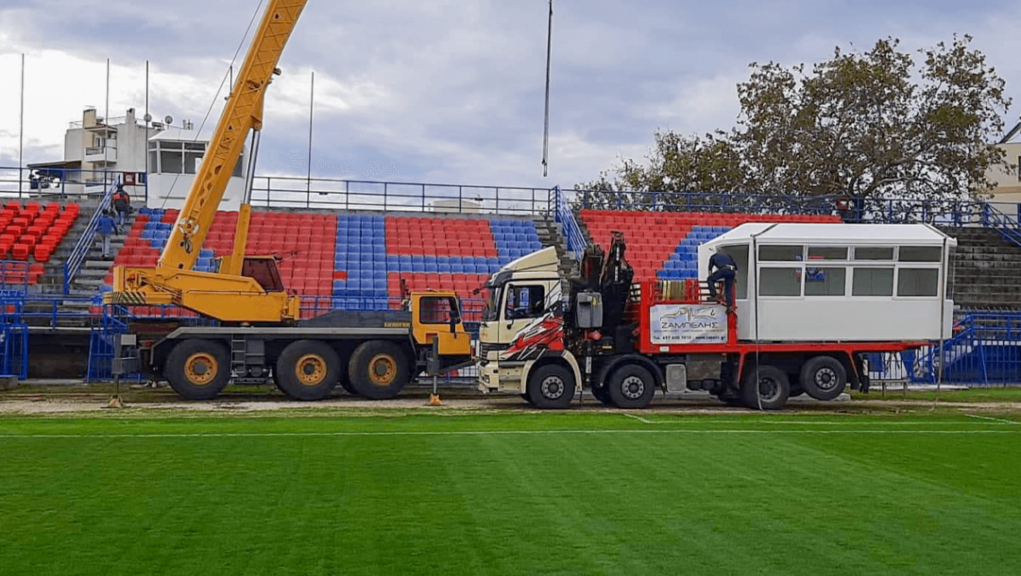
107 0 308 323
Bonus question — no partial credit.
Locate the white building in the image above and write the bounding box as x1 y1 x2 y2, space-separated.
29 107 248 210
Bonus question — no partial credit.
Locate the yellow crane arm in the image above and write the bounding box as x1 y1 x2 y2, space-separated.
160 0 308 272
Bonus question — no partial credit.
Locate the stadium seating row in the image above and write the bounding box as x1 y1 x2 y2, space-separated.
0 202 81 285
102 209 545 315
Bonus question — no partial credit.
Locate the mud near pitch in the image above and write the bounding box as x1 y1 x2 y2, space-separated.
1 383 1019 417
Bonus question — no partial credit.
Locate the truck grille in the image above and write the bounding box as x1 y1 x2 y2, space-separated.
479 343 508 358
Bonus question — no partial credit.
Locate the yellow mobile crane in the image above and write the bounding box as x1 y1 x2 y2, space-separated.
106 0 473 401
109 0 305 323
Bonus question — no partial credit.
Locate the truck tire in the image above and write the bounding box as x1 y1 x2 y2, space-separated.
274 340 341 401
741 364 789 411
607 364 656 409
348 340 410 399
526 364 576 409
800 356 847 401
591 384 612 405
165 339 230 400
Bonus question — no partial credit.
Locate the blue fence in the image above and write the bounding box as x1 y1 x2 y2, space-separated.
63 179 120 294
869 313 1021 386
0 290 29 379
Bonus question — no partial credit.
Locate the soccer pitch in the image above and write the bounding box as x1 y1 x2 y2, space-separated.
1 409 1019 575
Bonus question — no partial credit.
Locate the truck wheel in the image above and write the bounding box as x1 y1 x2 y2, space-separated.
607 364 656 409
591 384 612 405
165 339 230 400
349 341 410 399
526 364 576 409
741 365 789 411
800 356 847 401
275 340 341 401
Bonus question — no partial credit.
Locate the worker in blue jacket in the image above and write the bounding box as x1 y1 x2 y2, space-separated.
97 210 117 258
707 251 738 311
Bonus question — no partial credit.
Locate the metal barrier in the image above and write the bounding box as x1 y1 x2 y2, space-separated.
552 186 587 257
251 175 553 217
569 188 1021 230
0 290 29 379
869 313 1021 387
0 166 143 201
63 179 120 294
980 203 1021 249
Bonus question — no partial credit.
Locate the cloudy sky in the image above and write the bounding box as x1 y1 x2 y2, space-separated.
1 0 1019 191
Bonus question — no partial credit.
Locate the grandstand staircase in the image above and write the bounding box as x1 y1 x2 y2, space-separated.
536 217 577 277
944 227 1021 310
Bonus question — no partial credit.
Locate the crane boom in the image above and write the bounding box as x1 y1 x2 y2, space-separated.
107 0 307 323
163 0 307 271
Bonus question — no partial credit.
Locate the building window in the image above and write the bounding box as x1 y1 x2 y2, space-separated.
898 246 942 263
808 247 847 260
852 268 894 296
854 247 894 261
804 267 846 296
505 285 547 319
759 268 802 297
759 245 803 261
897 268 939 297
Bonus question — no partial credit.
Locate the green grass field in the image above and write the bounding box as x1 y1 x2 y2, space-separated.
1 409 1019 575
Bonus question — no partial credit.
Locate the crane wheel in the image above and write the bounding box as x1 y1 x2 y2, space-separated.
526 364 576 409
348 341 410 400
740 364 790 410
165 339 231 400
275 340 340 401
800 356 847 401
607 364 656 409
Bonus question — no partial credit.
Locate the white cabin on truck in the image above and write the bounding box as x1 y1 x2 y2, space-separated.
699 224 956 342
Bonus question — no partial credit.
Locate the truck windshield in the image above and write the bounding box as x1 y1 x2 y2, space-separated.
481 284 502 322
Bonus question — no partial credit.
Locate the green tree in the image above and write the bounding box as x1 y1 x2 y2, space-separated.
579 36 1013 213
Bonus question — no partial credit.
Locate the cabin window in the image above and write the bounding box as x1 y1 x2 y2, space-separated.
854 247 895 260
898 246 942 263
852 268 894 296
808 247 847 260
505 285 547 320
759 245 803 261
804 267 846 296
898 268 939 297
420 296 460 325
759 268 802 297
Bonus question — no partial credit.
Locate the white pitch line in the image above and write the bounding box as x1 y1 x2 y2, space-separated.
964 414 1020 425
0 429 1020 440
622 413 653 424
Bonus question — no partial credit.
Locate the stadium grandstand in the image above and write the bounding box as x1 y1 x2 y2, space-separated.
1 166 1020 385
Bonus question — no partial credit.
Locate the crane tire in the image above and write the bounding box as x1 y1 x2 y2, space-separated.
165 339 230 400
348 340 410 400
526 364 576 409
275 340 341 401
740 364 789 411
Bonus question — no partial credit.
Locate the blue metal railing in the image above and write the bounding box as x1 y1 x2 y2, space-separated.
0 290 29 379
551 186 587 257
980 203 1021 248
872 313 1021 386
63 179 120 294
